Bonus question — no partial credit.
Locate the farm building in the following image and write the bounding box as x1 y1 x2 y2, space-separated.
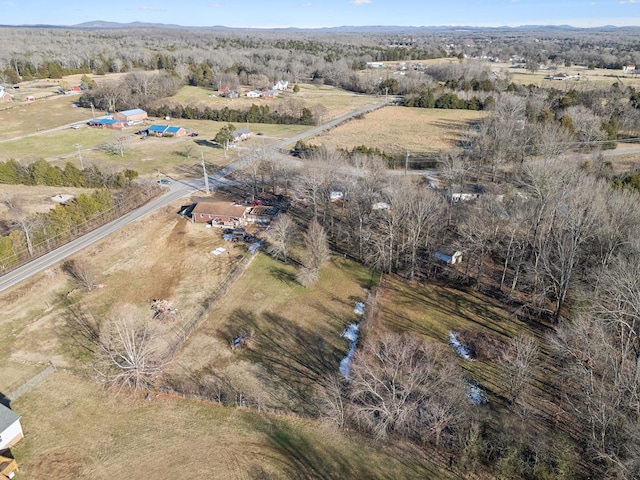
0 403 23 452
232 128 252 142
182 201 249 226
147 125 188 137
113 108 148 125
87 115 123 129
87 116 124 129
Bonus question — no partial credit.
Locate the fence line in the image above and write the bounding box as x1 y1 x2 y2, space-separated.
162 253 256 363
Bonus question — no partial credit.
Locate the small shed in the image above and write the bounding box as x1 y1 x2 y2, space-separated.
24 95 35 103
0 404 23 452
435 248 463 265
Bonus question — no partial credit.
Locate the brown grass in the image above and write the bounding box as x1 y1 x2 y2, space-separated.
310 106 487 155
11 370 452 479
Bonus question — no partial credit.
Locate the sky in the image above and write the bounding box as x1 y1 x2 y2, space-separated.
0 0 639 28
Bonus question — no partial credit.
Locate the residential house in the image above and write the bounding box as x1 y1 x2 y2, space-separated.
147 125 188 137
233 128 252 142
261 89 279 99
0 87 13 102
435 247 463 265
246 90 261 98
623 64 636 72
273 80 289 91
185 201 249 226
113 108 148 125
0 403 23 452
366 62 384 69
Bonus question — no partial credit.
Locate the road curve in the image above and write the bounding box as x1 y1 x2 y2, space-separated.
0 100 389 294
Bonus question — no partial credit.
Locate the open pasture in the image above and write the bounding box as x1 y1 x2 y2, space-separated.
310 106 486 155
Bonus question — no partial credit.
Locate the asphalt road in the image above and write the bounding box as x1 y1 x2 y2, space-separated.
0 99 388 294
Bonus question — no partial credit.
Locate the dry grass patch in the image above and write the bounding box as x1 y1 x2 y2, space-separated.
12 371 448 479
169 84 378 122
0 95 94 141
311 106 487 154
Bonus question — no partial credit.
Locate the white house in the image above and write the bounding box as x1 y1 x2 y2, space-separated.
273 80 289 91
0 404 23 451
246 90 261 98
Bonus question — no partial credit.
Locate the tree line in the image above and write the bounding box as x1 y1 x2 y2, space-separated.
0 159 138 188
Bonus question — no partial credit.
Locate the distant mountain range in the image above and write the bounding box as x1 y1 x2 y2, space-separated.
0 21 637 33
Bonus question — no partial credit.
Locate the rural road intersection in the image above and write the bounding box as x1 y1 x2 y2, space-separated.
0 100 387 294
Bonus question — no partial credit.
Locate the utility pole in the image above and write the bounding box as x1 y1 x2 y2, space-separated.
201 152 210 195
75 143 84 170
405 150 410 175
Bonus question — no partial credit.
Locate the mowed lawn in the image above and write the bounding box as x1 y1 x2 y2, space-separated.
12 371 452 480
310 106 487 154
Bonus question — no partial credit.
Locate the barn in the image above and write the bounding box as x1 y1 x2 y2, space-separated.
113 108 148 125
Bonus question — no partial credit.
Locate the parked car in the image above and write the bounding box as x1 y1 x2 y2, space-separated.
71 124 80 129
156 179 172 185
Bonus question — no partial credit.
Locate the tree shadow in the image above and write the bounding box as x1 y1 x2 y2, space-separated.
260 419 437 479
268 266 296 286
194 139 219 149
219 308 343 414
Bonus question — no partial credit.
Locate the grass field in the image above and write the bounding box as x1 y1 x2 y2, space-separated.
168 252 378 411
11 371 452 479
310 106 487 155
169 83 379 122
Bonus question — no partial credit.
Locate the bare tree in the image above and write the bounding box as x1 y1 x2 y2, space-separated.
98 309 166 392
62 259 98 292
4 196 38 257
348 332 468 445
266 214 297 263
500 334 539 404
316 373 348 428
303 219 330 271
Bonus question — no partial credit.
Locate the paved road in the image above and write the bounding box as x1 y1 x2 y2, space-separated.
0 100 388 294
